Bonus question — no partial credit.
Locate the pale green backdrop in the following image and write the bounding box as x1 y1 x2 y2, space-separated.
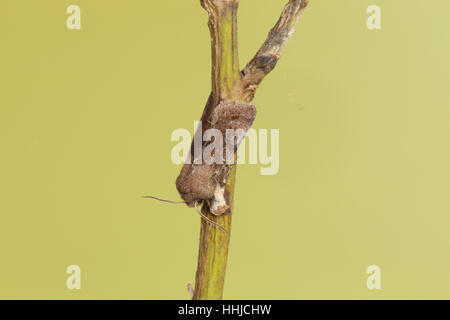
1 0 449 299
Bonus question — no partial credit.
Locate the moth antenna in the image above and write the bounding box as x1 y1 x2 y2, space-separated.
194 203 228 234
142 195 186 204
143 196 228 233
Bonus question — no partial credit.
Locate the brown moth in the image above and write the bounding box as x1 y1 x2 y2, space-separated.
176 100 256 215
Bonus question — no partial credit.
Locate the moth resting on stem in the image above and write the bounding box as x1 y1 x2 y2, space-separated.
147 0 311 300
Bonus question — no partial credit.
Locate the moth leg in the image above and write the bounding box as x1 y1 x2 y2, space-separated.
194 202 228 233
221 163 236 184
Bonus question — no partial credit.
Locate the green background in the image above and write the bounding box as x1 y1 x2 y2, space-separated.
1 0 449 299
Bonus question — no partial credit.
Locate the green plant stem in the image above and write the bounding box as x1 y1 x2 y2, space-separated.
193 0 241 301
193 166 236 300
192 0 311 300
